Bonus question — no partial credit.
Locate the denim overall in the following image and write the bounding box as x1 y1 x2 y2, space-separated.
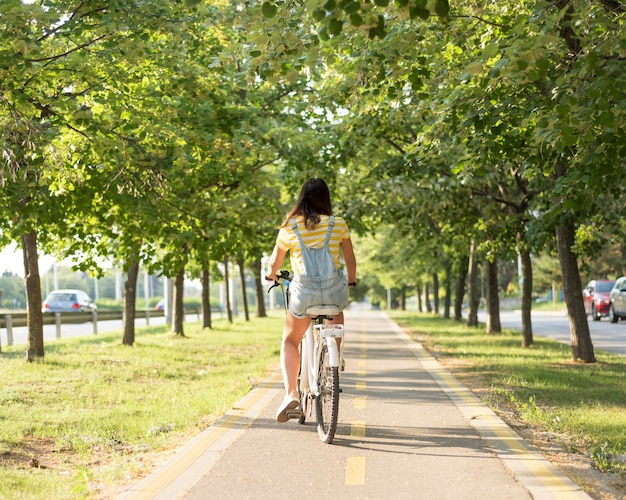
287 216 349 319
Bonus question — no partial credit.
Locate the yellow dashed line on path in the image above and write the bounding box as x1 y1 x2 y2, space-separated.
345 320 367 487
354 396 366 409
351 420 366 437
346 457 366 485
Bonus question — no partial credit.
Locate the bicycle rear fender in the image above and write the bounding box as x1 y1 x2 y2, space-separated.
323 324 343 367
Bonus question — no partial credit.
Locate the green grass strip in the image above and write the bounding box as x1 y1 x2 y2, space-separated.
0 314 284 499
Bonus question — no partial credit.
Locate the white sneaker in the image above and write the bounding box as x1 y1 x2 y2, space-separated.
276 392 300 423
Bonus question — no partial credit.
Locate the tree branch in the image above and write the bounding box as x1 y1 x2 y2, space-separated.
554 0 583 57
25 33 110 63
383 136 406 155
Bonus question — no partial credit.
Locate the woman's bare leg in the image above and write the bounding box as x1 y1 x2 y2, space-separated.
281 313 311 395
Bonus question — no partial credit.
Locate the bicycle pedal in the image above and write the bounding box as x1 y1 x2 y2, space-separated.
285 408 303 420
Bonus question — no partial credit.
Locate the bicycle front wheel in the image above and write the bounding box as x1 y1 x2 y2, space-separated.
315 343 340 444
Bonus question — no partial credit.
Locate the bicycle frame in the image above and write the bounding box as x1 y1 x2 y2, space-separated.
268 272 344 444
298 305 344 443
299 313 343 400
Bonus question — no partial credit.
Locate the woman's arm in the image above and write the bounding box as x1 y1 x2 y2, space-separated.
265 244 287 280
340 238 357 286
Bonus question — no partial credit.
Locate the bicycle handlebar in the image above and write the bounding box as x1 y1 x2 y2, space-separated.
266 270 357 289
265 270 292 293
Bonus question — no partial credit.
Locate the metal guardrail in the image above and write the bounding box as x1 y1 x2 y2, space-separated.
0 308 200 347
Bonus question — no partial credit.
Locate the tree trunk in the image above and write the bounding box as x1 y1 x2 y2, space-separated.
22 230 44 361
237 256 250 321
520 248 534 347
416 283 422 312
254 259 267 318
443 263 452 319
223 255 232 323
172 266 185 336
424 283 431 313
202 268 212 329
485 257 501 334
432 272 439 314
556 222 595 362
466 240 479 327
454 255 468 321
400 285 406 311
122 259 139 346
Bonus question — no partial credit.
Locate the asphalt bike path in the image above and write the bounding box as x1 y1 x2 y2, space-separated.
119 311 590 500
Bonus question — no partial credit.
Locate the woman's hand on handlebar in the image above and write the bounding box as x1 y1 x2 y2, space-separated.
265 270 291 283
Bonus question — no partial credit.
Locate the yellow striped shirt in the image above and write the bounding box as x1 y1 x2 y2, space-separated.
276 215 350 275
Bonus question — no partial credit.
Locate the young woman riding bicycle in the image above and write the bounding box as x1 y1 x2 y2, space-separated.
265 178 358 423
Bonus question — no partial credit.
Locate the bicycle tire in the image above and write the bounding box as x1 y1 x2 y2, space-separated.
315 343 340 444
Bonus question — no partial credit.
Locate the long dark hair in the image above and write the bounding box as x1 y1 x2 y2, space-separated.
282 178 333 229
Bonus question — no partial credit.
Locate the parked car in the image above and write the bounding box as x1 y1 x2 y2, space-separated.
42 289 97 313
609 277 626 323
583 279 615 321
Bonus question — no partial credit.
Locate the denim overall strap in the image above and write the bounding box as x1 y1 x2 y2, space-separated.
290 217 335 253
290 216 336 278
323 216 335 247
290 218 306 253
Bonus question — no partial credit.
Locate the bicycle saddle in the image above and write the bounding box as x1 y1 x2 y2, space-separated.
305 305 342 317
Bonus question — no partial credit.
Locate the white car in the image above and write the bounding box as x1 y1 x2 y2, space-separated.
609 277 626 323
42 289 97 313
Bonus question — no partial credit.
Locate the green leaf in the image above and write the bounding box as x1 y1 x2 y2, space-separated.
482 43 498 59
343 1 360 14
324 0 337 11
368 15 387 39
562 127 577 147
535 58 551 74
434 0 449 17
312 8 326 21
261 2 278 18
408 68 423 90
465 61 483 75
599 111 615 127
328 18 343 36
375 0 390 6
350 13 363 26
555 104 569 116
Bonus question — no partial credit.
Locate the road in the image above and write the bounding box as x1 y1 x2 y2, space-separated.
0 311 204 348
4 309 624 356
479 309 626 356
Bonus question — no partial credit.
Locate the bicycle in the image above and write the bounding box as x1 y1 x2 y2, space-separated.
268 270 345 444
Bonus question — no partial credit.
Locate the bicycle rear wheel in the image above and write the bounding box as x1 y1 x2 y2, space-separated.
315 343 340 443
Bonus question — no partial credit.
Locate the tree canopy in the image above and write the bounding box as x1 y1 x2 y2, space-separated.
1 0 625 362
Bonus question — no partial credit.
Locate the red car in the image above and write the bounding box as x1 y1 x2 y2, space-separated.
583 280 615 321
